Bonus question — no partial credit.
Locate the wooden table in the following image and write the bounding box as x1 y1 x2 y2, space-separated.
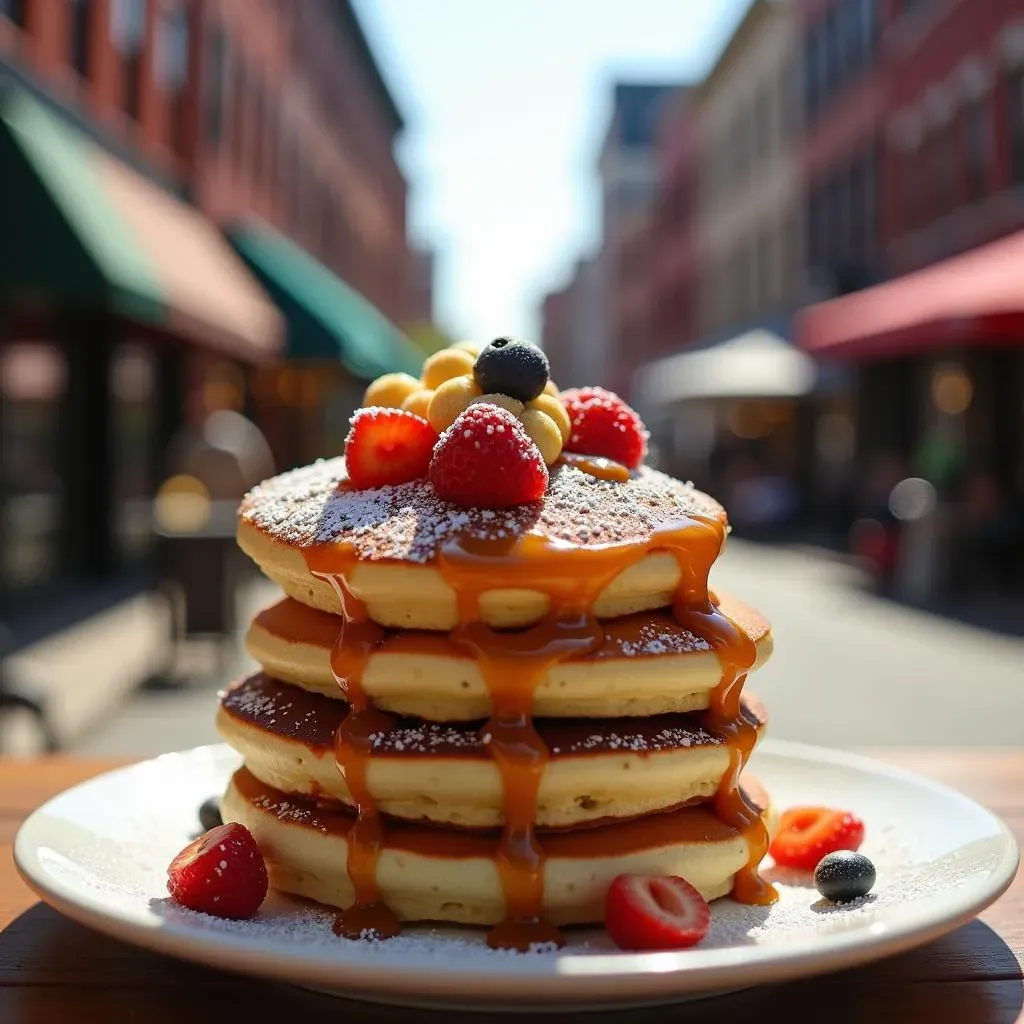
0 753 1020 1023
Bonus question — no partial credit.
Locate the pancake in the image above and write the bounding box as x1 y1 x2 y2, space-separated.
246 596 772 720
217 673 768 829
222 767 776 927
237 458 729 630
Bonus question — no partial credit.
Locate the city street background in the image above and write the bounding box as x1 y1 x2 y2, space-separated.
1 1 1022 762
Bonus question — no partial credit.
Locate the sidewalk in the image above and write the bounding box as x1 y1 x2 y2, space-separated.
67 577 279 758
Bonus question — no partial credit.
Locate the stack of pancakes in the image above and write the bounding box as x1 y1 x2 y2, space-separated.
220 457 777 948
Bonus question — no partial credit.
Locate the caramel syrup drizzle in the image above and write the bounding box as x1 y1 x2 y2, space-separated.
313 565 401 940
302 509 777 948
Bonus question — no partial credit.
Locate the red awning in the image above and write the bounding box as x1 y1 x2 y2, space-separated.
796 230 1024 360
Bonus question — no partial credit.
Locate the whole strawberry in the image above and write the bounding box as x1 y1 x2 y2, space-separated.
167 822 268 919
560 387 647 469
429 405 548 508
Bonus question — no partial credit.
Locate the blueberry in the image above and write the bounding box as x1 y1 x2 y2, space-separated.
814 851 876 903
198 796 223 832
473 337 550 403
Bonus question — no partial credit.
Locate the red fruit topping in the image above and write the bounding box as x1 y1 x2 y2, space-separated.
560 387 647 470
604 874 711 952
344 408 439 489
429 404 548 508
167 822 268 920
769 806 866 871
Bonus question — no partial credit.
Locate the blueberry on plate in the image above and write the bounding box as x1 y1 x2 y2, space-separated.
814 850 876 903
198 796 223 832
473 337 550 403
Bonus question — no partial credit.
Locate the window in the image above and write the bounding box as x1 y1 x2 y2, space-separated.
804 28 820 121
69 0 93 78
901 145 921 233
111 345 155 565
230 55 247 172
266 97 279 196
757 228 775 309
965 101 990 201
754 87 773 161
848 158 867 258
111 0 146 119
1009 66 1024 186
823 6 842 96
929 121 957 220
251 75 265 183
319 183 334 263
0 344 68 597
858 0 875 66
157 4 189 153
287 134 302 230
204 24 228 148
841 0 863 74
0 0 26 28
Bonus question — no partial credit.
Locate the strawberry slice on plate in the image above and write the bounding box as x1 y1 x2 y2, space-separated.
604 874 711 952
769 806 865 871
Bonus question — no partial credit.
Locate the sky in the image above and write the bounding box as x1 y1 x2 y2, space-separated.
352 0 750 342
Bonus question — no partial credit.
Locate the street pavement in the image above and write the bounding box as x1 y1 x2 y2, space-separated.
71 542 1024 758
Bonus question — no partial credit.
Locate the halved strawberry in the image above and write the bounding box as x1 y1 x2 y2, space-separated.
344 408 439 489
604 874 710 952
769 806 865 871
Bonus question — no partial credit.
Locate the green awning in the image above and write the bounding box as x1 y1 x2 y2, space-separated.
0 88 282 361
229 220 422 379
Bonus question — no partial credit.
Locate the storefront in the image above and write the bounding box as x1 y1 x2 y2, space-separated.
230 220 423 471
797 230 1024 600
633 329 823 538
0 89 283 621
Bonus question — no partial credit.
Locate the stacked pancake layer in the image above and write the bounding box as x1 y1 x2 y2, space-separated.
223 457 778 947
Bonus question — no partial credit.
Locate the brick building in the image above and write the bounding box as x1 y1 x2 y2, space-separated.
193 0 414 329
645 89 700 360
695 0 801 338
800 0 884 299
798 0 1024 600
882 0 1024 273
0 1 423 653
632 0 814 533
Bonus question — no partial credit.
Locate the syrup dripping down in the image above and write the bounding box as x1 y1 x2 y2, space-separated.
300 503 776 947
666 518 777 906
314 565 402 940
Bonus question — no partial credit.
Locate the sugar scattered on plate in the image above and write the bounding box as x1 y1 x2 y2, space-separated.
138 826 999 964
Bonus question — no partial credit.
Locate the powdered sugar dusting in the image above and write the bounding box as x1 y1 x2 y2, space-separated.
239 458 725 562
547 724 717 755
602 618 712 657
147 824 996 962
221 673 751 757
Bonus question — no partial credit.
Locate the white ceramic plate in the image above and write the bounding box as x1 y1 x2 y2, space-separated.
14 740 1018 1011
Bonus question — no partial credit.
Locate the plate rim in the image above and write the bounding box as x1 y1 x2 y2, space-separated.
13 739 1021 1006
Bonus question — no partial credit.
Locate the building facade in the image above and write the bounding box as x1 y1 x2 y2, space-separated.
193 0 414 329
644 88 700 361
799 0 1024 600
882 0 1024 274
595 82 677 394
539 255 600 390
539 83 674 394
800 0 885 299
0 0 423 639
696 0 802 338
